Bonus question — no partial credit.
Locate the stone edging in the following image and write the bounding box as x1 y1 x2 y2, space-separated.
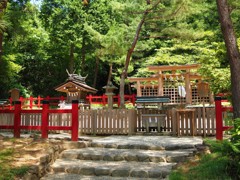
23 139 91 180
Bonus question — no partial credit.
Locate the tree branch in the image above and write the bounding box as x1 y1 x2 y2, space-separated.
119 0 162 107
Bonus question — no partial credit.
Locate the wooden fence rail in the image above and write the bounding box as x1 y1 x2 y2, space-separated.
0 103 217 138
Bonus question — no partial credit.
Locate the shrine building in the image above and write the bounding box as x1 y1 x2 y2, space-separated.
128 64 214 105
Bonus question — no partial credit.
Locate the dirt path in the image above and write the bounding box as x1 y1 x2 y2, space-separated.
1 134 53 165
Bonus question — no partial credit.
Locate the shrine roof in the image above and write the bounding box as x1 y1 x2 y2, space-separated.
55 80 97 93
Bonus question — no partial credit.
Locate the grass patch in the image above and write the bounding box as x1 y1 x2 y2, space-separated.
0 147 29 180
169 139 232 180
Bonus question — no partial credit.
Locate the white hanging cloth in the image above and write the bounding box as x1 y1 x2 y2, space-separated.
178 85 186 97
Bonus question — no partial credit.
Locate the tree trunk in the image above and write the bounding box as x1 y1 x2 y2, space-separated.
216 0 240 118
107 63 113 85
69 43 75 73
93 57 99 88
119 0 161 108
81 35 86 74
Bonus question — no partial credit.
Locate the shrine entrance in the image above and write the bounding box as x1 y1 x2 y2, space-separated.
128 64 213 105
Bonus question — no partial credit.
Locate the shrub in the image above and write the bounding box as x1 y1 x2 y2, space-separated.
227 118 240 178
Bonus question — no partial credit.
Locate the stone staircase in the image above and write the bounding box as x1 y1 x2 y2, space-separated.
41 136 203 180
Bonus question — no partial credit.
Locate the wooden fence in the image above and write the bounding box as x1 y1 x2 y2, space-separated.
0 102 216 137
136 107 216 136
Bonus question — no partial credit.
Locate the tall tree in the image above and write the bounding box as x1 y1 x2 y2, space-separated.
0 0 36 98
85 23 128 85
119 0 188 107
41 0 85 74
216 0 240 118
119 1 151 107
40 0 111 90
0 0 7 63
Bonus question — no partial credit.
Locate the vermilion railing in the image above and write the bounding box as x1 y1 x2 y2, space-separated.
86 94 136 107
2 94 136 109
6 96 66 109
0 100 79 141
215 96 233 140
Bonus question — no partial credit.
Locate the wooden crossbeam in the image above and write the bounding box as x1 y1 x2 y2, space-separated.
128 73 202 82
148 64 200 71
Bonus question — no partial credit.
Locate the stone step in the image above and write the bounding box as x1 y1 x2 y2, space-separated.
61 147 196 163
89 136 202 150
51 159 176 179
41 136 203 179
41 173 166 180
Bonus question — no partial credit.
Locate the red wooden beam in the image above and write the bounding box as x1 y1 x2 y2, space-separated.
215 96 223 140
215 96 233 140
21 109 42 113
48 126 72 131
222 126 232 131
0 125 14 129
41 100 49 139
48 109 72 113
222 107 233 112
71 100 79 141
14 101 21 138
0 109 14 113
20 126 41 130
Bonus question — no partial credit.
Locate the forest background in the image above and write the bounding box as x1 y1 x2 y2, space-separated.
0 0 239 100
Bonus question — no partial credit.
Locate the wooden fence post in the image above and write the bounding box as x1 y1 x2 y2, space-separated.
41 100 49 139
37 96 41 108
60 96 65 101
88 94 92 104
72 100 79 141
30 96 33 109
14 101 21 138
215 96 223 140
128 109 137 135
92 110 97 135
19 96 24 106
102 94 107 106
132 94 136 105
9 97 13 109
171 108 177 136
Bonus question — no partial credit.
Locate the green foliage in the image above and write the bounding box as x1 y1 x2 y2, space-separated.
170 139 238 180
231 119 240 153
39 0 114 91
9 166 29 177
188 155 230 180
0 0 239 97
170 140 231 180
129 0 232 95
0 1 50 97
227 118 240 177
0 148 14 159
204 119 240 179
